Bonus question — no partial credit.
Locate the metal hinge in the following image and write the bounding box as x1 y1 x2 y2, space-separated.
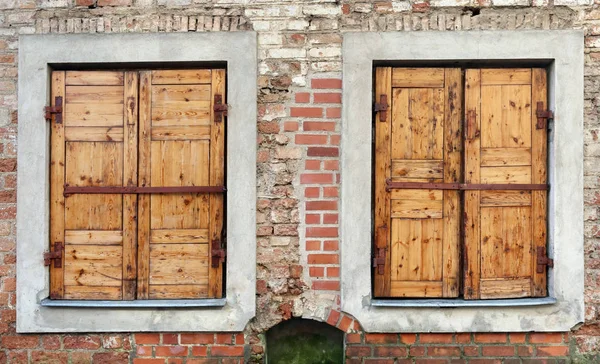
213 94 228 123
372 247 386 275
211 239 226 268
373 94 389 122
536 247 554 273
44 96 63 124
43 242 63 268
536 101 554 130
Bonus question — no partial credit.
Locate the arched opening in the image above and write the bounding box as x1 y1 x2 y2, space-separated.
266 318 344 364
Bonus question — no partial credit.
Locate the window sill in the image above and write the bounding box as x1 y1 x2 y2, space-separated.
40 298 227 308
371 297 556 308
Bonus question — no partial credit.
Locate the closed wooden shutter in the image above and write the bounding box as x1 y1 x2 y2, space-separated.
374 68 462 298
49 69 225 300
464 68 548 299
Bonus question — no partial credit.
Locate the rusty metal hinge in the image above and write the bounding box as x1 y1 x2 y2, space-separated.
211 239 226 268
44 96 63 124
213 94 228 123
536 247 554 273
536 101 553 130
373 94 389 122
43 242 63 268
372 247 386 275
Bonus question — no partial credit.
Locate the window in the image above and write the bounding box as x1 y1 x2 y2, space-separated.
373 67 550 300
48 69 225 300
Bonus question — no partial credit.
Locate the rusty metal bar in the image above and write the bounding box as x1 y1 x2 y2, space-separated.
64 185 226 197
385 180 548 191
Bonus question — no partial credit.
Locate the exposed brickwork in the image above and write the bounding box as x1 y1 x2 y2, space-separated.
0 0 598 363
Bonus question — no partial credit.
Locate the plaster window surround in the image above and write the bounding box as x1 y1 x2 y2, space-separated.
340 30 584 332
16 32 257 333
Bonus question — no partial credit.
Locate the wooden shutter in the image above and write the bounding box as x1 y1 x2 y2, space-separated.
464 68 548 299
137 70 225 299
374 68 462 298
50 70 137 300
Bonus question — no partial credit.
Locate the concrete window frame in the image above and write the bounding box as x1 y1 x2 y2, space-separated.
16 32 257 333
341 30 584 332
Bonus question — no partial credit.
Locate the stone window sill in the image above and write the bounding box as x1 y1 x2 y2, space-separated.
40 298 227 308
371 297 556 308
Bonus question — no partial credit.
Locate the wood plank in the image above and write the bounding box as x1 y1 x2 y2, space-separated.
65 127 124 142
391 219 409 281
66 71 124 86
151 126 211 141
407 220 422 281
64 286 122 300
391 160 443 180
392 68 445 88
480 69 532 85
152 70 212 85
390 281 443 297
65 194 123 230
64 245 123 287
151 101 211 126
122 71 138 300
152 84 211 102
430 88 444 160
442 68 461 297
391 189 442 201
503 85 532 148
66 86 124 104
531 68 548 297
373 67 393 297
149 244 209 285
481 147 531 167
137 71 152 299
421 219 442 281
463 69 481 299
50 71 66 299
480 166 531 184
64 104 124 127
151 229 209 243
480 207 504 279
481 85 503 148
480 278 531 299
148 284 208 299
65 142 123 186
65 230 123 245
481 191 532 207
409 88 430 159
503 207 532 279
391 199 443 219
391 88 410 160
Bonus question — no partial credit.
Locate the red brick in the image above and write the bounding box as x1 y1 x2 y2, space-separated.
409 346 426 356
420 333 453 343
31 351 67 364
162 333 178 344
529 333 563 343
155 346 188 357
216 333 233 344
300 173 333 184
167 359 183 364
314 93 341 103
536 345 569 356
191 346 208 356
312 79 342 89
92 352 129 364
0 159 16 172
365 360 394 364
428 346 461 357
346 333 362 343
326 309 341 326
323 240 338 250
307 147 339 157
306 227 338 237
509 333 527 343
464 346 479 356
309 267 325 277
283 121 299 131
290 107 323 118
42 335 61 350
414 361 450 364
322 213 338 224
303 121 336 131
373 346 407 357
133 360 165 364
312 280 340 290
481 345 515 356
365 333 398 344
1 335 39 349
306 240 321 250
306 201 337 210
295 92 310 103
306 213 320 224
323 187 339 197
305 159 321 170
137 346 152 356
346 345 372 357
75 0 96 6
8 351 27 363
474 333 508 343
331 135 341 145
457 333 472 343
296 134 328 145
187 360 218 364
97 0 132 5
290 264 302 278
305 187 320 198
517 345 534 356
400 333 417 345
326 107 341 118
210 346 244 356
323 160 339 170
327 267 340 277
338 315 353 332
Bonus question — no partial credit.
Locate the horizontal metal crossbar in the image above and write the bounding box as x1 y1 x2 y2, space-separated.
385 180 549 191
64 185 226 197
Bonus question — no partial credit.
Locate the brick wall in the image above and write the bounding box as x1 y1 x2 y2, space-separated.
0 0 599 363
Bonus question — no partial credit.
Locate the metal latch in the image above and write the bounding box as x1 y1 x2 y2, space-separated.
43 242 63 268
211 239 226 268
373 247 386 275
213 94 228 123
44 96 63 124
536 247 554 273
536 101 553 130
373 94 389 122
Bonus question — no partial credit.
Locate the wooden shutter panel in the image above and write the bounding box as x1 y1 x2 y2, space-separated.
373 68 462 298
137 69 225 299
50 70 137 300
464 68 549 299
